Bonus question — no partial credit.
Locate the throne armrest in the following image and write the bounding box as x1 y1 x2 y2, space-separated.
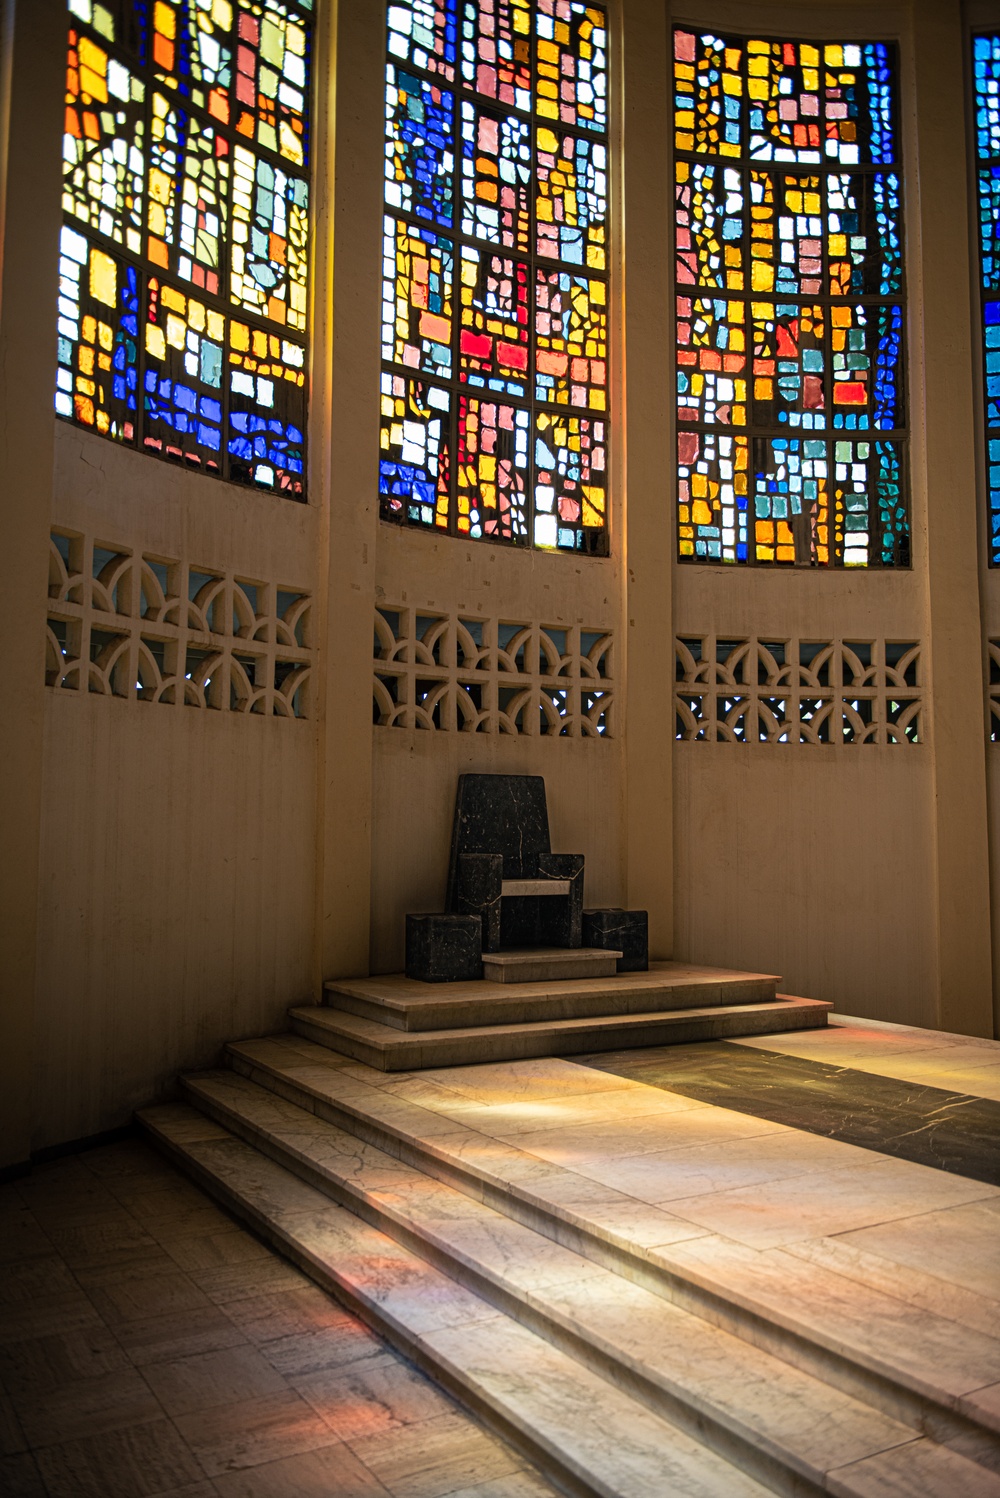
536 853 584 947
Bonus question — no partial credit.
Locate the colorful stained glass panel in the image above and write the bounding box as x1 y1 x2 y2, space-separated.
178 119 231 295
385 66 455 227
455 395 529 539
56 224 139 441
830 302 903 431
975 35 1000 161
747 40 894 167
459 246 529 395
382 0 609 551
64 27 146 252
826 172 901 297
535 0 607 133
832 438 908 566
978 167 1000 292
460 0 531 110
675 160 744 291
674 30 743 160
751 301 825 428
677 428 749 561
533 409 605 548
143 275 226 469
382 217 454 377
227 317 306 491
57 0 313 498
188 0 235 121
752 436 829 564
230 145 308 329
975 35 1000 562
676 295 747 427
388 0 458 81
460 101 531 252
535 268 606 409
147 91 182 269
749 172 823 296
535 127 606 270
231 1 310 168
674 25 905 566
379 373 451 527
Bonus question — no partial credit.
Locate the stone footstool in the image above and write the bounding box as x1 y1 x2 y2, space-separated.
405 912 483 983
582 908 648 972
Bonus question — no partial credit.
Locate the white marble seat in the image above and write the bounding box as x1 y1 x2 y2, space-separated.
501 878 572 897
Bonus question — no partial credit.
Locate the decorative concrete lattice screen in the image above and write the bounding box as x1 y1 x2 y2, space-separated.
675 635 921 743
374 607 613 735
47 530 312 716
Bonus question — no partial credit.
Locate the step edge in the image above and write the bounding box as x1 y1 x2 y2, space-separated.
289 1003 831 1072
137 1101 778 1498
225 1039 1000 1459
326 979 781 1033
326 976 778 1024
324 963 785 1002
293 995 833 1046
482 948 626 963
178 1076 917 1498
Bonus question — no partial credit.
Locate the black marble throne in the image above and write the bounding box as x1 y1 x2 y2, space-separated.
445 774 584 952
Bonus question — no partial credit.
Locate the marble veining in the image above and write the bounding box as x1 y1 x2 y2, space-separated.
578 1042 1000 1186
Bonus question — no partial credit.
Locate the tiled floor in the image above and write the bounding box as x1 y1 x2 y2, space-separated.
0 1141 558 1498
6 1016 1000 1496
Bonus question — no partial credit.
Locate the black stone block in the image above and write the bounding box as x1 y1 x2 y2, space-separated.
582 908 648 972
406 913 483 983
456 852 503 951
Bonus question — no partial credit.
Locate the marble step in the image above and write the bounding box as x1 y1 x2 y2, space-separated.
294 993 831 1071
325 960 780 1032
482 948 621 983
138 1101 777 1498
173 1068 1000 1498
225 1033 1000 1465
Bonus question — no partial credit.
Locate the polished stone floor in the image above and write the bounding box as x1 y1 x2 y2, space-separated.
4 1014 1000 1496
0 1142 558 1498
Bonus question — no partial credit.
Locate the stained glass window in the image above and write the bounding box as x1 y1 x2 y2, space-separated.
380 0 609 553
973 35 1000 565
674 30 908 566
57 0 312 498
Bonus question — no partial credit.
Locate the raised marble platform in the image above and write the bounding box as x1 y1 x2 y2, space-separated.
138 1032 1000 1498
325 961 782 1032
482 947 621 984
308 960 826 1070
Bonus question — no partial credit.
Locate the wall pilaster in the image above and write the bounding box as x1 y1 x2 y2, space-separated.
0 0 64 1167
912 0 994 1034
622 0 675 955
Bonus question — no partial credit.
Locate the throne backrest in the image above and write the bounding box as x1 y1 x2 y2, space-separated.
446 774 551 907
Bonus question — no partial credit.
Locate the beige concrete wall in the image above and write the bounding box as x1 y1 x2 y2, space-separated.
674 746 937 1021
35 693 316 1148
